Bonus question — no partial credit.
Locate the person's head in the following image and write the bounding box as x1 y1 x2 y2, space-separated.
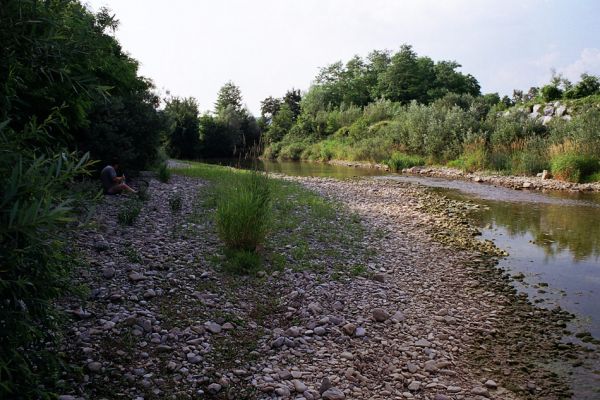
110 157 120 170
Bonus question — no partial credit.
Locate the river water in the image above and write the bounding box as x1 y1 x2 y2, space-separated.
211 159 600 336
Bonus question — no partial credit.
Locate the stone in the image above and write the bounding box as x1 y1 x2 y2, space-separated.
447 386 462 393
102 267 116 279
532 104 542 113
471 386 489 397
275 386 290 397
143 288 156 299
314 326 326 336
340 351 354 360
342 323 356 335
407 381 421 391
543 105 554 116
372 308 390 322
128 272 145 282
372 273 386 283
541 170 550 180
186 352 201 364
541 115 553 125
207 383 222 394
292 379 307 393
391 310 405 323
322 387 345 399
319 377 332 394
271 337 285 348
87 361 102 372
205 322 222 334
522 181 532 188
406 362 418 373
484 379 497 389
414 338 431 347
355 326 366 337
279 370 292 380
433 395 451 400
286 326 301 337
556 105 567 117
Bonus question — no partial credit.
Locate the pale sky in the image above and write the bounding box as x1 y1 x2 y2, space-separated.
84 0 600 115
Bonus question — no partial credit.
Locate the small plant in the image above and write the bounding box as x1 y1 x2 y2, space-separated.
216 172 271 271
385 152 426 171
157 162 171 183
169 192 183 212
122 243 143 263
136 182 150 202
223 249 262 274
117 199 142 225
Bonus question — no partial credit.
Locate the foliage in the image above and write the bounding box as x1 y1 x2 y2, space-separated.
157 162 171 183
551 154 600 183
0 119 94 398
168 193 183 213
164 97 201 159
386 153 426 171
216 172 272 255
117 199 142 225
541 85 563 102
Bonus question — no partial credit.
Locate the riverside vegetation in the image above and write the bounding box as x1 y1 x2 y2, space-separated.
1 0 599 398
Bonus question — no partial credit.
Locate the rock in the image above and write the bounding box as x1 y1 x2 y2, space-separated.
87 361 102 372
319 377 332 394
342 323 356 335
414 338 431 347
407 381 421 391
279 370 292 380
355 326 366 337
522 181 532 188
102 267 116 279
433 395 451 400
275 386 290 397
128 272 145 282
205 322 222 334
556 105 567 117
58 396 78 400
447 386 462 393
207 383 222 394
562 114 572 121
271 337 285 348
292 379 307 393
372 308 390 322
391 310 405 323
532 104 542 113
541 115 553 125
543 105 554 116
314 326 326 336
471 386 489 397
222 322 234 330
541 170 550 180
322 387 345 399
186 352 201 364
372 273 386 283
484 379 498 389
143 288 156 299
340 351 354 360
286 326 301 337
406 362 418 373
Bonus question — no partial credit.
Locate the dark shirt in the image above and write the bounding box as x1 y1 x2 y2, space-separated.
100 165 117 192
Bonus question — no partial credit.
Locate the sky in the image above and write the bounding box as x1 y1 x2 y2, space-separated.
84 0 600 115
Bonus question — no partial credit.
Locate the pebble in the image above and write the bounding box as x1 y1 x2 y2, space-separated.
322 387 345 399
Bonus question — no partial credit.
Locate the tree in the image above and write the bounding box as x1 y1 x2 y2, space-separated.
564 73 600 99
541 85 562 102
260 96 282 122
215 81 243 116
264 104 295 143
283 89 302 120
165 97 201 159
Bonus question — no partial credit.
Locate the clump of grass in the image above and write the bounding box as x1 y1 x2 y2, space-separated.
223 249 262 274
122 243 143 263
550 154 600 183
157 162 171 183
385 152 425 171
216 171 271 254
168 193 183 213
136 183 150 202
117 199 142 225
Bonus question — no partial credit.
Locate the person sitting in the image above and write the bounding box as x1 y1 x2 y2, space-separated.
100 160 137 194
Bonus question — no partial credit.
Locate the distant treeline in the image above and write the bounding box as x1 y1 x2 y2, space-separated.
259 47 600 183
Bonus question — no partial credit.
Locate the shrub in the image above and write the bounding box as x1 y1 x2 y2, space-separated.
223 249 262 274
541 84 563 102
157 162 171 183
551 154 600 182
0 121 94 398
386 152 426 171
169 193 183 213
117 199 142 225
216 172 271 254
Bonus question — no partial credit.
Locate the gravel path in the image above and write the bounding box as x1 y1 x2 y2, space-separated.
59 174 574 399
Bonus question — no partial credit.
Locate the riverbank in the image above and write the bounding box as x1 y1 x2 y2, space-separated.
327 159 600 192
57 166 588 399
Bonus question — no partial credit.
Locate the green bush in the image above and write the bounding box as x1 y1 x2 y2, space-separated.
169 193 183 213
216 172 272 255
551 154 600 182
117 199 142 225
0 121 94 398
386 152 426 171
541 84 563 102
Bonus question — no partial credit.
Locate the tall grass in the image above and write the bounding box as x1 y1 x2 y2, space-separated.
216 171 271 252
385 152 426 171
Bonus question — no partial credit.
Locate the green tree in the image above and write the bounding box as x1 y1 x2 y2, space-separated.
215 81 243 116
165 97 201 159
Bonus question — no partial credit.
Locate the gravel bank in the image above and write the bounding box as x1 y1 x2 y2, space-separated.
59 174 577 399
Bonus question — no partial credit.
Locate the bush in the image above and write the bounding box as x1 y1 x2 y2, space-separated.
448 139 487 172
0 121 94 398
386 152 426 171
541 85 563 102
551 154 600 182
157 162 171 183
169 193 183 213
216 172 271 255
117 199 142 225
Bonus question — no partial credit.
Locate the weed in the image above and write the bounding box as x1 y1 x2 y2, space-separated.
551 154 600 182
168 192 183 212
385 152 426 171
122 243 143 263
117 199 142 225
157 162 171 183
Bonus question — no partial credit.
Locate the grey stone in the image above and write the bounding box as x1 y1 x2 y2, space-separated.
407 381 421 391
87 361 102 372
372 308 389 322
319 377 332 394
342 323 356 335
355 326 366 337
484 379 498 389
207 383 222 394
292 379 307 393
414 338 431 347
102 267 116 279
322 387 345 399
205 322 221 334
471 386 489 397
372 273 386 283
